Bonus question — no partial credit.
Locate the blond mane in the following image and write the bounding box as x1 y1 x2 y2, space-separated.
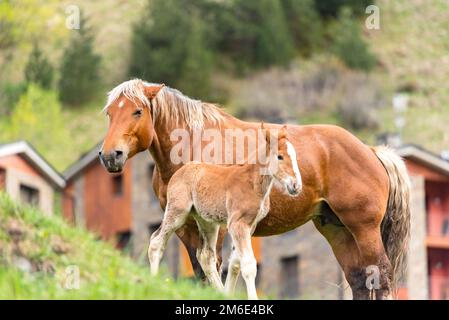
104 79 223 129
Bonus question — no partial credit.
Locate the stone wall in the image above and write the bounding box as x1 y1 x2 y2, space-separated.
5 166 55 215
407 175 428 299
72 176 85 225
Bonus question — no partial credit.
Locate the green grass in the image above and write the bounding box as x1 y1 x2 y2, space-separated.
0 193 225 299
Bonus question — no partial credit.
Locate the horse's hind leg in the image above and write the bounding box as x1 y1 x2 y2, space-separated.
351 225 393 300
148 204 190 276
224 246 240 295
195 219 224 291
312 216 392 300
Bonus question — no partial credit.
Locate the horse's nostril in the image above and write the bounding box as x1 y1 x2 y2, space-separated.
115 150 123 158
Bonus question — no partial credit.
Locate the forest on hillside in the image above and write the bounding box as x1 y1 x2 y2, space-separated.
1 0 449 170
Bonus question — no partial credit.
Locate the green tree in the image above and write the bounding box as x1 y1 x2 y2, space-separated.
281 0 323 56
177 15 213 98
24 43 53 89
222 0 295 68
2 84 70 170
129 0 214 98
58 16 101 106
0 1 16 50
331 8 376 71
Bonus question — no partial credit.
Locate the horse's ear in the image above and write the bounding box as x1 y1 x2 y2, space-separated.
144 84 165 99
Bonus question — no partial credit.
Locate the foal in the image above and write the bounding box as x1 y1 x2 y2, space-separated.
148 125 301 299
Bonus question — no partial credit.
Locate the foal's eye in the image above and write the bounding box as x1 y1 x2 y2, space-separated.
277 155 283 160
133 109 143 117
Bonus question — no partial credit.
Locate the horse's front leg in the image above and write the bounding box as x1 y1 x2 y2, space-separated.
228 220 258 300
148 205 189 276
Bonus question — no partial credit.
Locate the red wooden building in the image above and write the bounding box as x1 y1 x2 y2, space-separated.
0 141 65 215
398 145 449 300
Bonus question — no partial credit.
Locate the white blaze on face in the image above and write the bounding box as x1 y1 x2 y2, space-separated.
118 100 125 108
286 141 302 190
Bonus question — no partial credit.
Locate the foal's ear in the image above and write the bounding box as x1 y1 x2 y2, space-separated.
279 125 288 139
144 84 165 99
261 122 270 145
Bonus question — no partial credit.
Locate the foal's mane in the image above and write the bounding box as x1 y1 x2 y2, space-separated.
104 79 223 129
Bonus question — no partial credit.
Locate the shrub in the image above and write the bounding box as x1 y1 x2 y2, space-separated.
281 0 323 56
337 73 385 130
0 82 27 116
232 60 346 121
218 0 295 69
232 59 386 130
1 84 70 169
24 42 53 89
331 8 376 71
58 15 101 106
129 0 214 98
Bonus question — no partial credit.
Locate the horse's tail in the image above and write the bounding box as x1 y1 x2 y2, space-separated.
373 146 411 292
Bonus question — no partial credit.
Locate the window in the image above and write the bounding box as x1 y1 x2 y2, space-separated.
116 230 132 250
112 175 123 196
442 218 449 236
280 255 299 299
19 184 39 206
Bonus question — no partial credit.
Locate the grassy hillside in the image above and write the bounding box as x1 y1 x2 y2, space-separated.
370 0 449 152
0 193 224 299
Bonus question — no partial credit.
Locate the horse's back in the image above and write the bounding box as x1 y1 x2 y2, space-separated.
171 161 231 223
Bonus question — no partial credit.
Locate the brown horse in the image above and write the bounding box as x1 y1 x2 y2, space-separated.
100 79 410 300
148 124 300 299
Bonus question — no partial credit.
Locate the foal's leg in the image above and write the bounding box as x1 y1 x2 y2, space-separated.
228 221 258 300
224 246 240 295
195 219 224 291
148 205 189 276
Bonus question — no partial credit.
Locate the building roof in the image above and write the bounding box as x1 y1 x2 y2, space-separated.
0 141 66 188
397 144 449 176
63 142 102 181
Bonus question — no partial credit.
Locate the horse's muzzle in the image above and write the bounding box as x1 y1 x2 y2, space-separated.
99 150 127 173
286 181 301 197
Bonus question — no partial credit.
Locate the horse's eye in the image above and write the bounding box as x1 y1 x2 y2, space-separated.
133 109 142 117
277 155 283 160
